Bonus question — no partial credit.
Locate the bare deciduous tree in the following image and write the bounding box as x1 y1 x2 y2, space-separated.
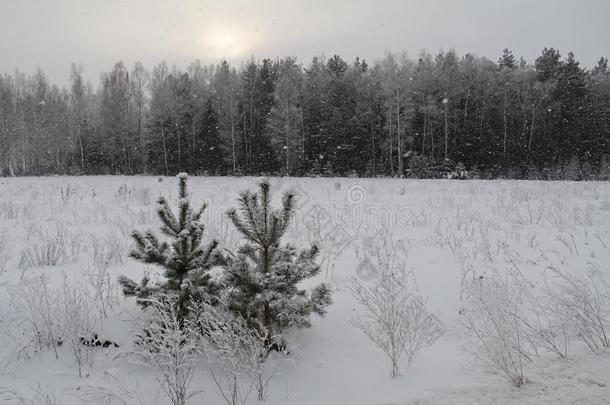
348 266 443 378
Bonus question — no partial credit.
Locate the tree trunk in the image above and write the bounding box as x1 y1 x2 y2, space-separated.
396 90 403 178
78 125 85 172
444 101 449 161
388 106 393 175
230 115 236 174
422 112 427 156
464 87 470 119
177 124 181 172
161 124 169 175
528 109 535 151
503 86 508 158
370 112 376 175
300 106 305 169
138 99 145 173
285 110 290 174
430 115 435 159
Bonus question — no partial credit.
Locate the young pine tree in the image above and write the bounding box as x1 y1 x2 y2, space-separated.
308 159 322 177
118 173 219 319
223 179 332 345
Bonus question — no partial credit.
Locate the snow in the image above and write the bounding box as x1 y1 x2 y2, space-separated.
0 176 609 404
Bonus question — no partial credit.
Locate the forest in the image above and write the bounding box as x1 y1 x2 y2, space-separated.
0 48 609 179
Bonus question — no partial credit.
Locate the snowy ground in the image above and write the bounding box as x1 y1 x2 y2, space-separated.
0 176 609 404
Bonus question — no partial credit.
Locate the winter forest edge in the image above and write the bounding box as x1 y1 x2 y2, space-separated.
1 48 609 180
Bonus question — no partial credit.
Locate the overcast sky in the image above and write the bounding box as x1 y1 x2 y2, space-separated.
1 0 609 87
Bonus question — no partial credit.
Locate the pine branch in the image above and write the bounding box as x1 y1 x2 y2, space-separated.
190 239 219 270
157 197 180 237
229 206 261 244
238 191 264 243
177 172 188 198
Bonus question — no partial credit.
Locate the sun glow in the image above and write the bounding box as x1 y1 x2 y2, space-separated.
201 26 256 59
213 31 234 50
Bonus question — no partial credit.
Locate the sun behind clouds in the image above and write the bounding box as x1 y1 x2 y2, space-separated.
201 26 257 59
213 30 233 49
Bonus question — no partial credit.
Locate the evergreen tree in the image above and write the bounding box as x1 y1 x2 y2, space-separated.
237 59 277 174
118 173 219 319
498 48 517 69
303 56 332 169
213 60 240 175
326 54 360 173
592 57 608 75
196 98 224 174
222 179 332 345
307 158 322 177
323 160 334 177
535 47 561 82
554 52 587 160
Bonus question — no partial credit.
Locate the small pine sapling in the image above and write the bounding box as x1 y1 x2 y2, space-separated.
223 179 332 348
118 173 219 320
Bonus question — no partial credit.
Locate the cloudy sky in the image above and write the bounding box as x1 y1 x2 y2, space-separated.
1 0 609 86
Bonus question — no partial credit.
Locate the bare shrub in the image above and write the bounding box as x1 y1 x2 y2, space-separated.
543 265 610 351
350 229 442 378
19 235 66 271
0 302 39 371
91 234 126 267
132 294 199 405
302 204 344 278
2 276 98 376
194 303 279 403
8 275 62 360
68 370 147 405
113 184 152 206
354 227 410 277
0 227 9 279
136 187 152 206
65 232 83 263
348 267 443 378
24 221 43 242
0 383 63 405
0 201 19 219
115 183 132 201
54 223 82 264
521 283 570 358
82 260 118 320
459 269 533 386
60 184 77 204
59 277 97 377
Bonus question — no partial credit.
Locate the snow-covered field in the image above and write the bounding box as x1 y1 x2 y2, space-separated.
0 176 609 405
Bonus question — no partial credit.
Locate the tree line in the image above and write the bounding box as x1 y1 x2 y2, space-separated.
0 48 609 178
